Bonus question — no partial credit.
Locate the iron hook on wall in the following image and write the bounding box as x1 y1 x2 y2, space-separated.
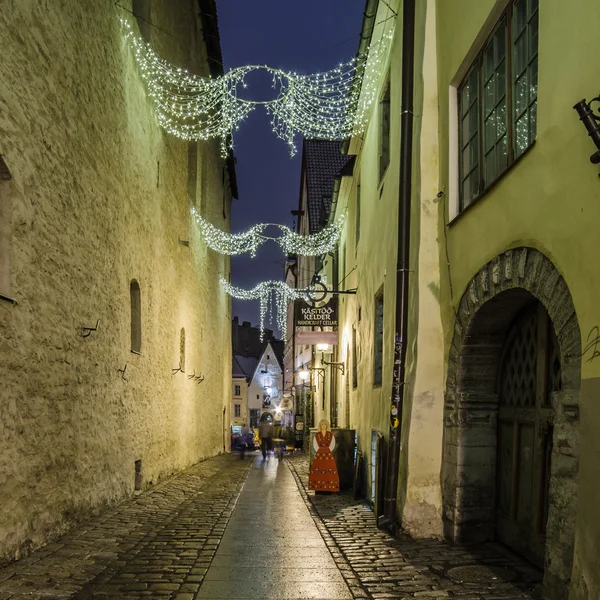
81 319 100 338
195 373 205 384
118 363 127 380
171 366 184 375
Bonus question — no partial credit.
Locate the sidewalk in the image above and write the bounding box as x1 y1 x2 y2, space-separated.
196 455 354 599
287 453 542 600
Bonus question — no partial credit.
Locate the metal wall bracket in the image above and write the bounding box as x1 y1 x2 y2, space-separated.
82 319 100 338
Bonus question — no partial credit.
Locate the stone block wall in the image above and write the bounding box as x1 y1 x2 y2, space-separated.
0 0 232 564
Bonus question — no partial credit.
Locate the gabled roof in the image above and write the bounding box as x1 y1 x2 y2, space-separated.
300 140 351 234
248 341 283 386
232 354 259 381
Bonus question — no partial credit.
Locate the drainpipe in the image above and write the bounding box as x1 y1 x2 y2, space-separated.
379 0 416 532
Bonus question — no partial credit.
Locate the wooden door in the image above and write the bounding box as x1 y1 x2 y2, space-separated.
496 303 561 567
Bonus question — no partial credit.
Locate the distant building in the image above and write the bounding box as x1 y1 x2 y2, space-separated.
247 341 285 428
231 354 258 431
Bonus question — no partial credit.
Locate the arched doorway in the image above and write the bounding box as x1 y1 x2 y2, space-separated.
443 248 581 600
496 301 560 566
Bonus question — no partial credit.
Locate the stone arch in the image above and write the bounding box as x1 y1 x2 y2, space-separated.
442 247 580 600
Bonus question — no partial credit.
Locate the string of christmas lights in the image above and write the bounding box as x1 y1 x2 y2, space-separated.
192 208 345 257
221 279 313 341
121 18 395 155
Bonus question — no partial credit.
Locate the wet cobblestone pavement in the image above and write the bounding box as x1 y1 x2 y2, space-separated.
287 453 542 600
0 451 543 599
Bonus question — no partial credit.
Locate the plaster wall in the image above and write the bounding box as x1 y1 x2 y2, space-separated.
399 0 445 537
436 0 600 596
0 0 232 564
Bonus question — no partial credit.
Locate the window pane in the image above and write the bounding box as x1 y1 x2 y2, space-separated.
529 10 538 56
515 114 529 156
515 73 529 117
461 82 471 116
485 77 495 118
498 134 508 172
485 150 496 182
497 98 507 136
469 104 479 138
530 103 537 141
513 32 527 76
513 0 527 35
471 166 479 197
512 0 538 157
529 56 538 100
462 145 470 174
461 114 471 148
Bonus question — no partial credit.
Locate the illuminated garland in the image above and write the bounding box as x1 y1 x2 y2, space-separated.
121 18 394 155
221 279 312 340
192 208 344 257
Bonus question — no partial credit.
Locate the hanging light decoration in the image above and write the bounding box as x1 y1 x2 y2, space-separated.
121 18 394 156
221 279 313 341
192 208 345 257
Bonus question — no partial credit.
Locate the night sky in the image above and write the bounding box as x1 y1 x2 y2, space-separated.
217 0 366 336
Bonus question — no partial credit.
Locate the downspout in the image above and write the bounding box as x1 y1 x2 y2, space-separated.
380 0 416 532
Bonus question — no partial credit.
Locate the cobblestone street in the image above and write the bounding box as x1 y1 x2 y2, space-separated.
287 454 542 600
0 451 542 599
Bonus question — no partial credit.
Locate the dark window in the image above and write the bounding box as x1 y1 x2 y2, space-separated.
379 79 391 182
234 404 241 418
130 280 141 353
234 384 241 396
179 328 185 372
0 156 13 298
355 183 361 252
249 409 260 428
187 142 198 206
352 326 358 389
373 289 384 386
132 0 151 42
458 0 538 211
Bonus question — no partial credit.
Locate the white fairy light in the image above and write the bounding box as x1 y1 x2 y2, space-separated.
121 18 395 156
192 208 345 257
221 279 313 341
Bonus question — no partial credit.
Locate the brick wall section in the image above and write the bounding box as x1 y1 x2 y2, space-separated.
443 248 581 600
0 1 232 564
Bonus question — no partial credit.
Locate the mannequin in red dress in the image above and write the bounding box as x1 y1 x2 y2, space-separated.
308 419 339 492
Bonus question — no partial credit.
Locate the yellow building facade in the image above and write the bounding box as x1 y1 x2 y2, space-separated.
437 1 599 597
314 0 599 598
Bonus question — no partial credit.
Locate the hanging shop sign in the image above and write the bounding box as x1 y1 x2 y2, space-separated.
296 330 339 346
294 297 338 328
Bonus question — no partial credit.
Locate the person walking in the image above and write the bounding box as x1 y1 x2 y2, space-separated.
259 417 273 460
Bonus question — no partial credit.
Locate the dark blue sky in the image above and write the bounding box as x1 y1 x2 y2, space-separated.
217 0 366 333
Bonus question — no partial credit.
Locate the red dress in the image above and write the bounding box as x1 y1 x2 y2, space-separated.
308 431 339 492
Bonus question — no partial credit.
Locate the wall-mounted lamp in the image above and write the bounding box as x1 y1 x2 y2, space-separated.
574 97 600 165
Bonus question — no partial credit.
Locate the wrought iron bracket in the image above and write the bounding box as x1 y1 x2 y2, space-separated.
574 97 600 166
82 319 100 338
118 364 128 381
322 359 345 376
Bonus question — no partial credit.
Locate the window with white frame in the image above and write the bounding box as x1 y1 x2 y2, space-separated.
458 0 538 211
234 404 241 418
234 384 241 396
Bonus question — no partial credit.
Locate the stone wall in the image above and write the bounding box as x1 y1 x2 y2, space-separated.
0 0 232 564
